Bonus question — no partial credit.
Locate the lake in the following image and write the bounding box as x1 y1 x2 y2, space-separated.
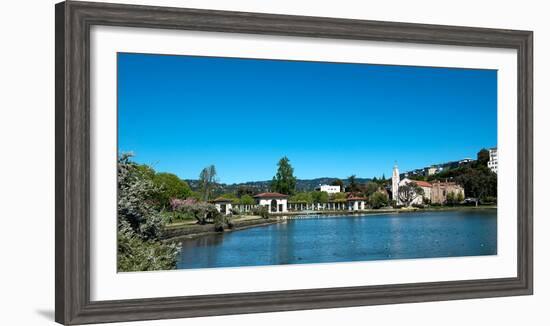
175 209 497 269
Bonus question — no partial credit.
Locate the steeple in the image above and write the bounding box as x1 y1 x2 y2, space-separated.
392 162 400 203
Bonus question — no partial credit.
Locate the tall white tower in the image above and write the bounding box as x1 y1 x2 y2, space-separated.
392 163 400 203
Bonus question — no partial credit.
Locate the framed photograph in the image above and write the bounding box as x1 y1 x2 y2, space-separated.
55 1 533 324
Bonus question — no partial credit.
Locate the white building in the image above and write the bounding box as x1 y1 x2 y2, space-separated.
254 192 288 213
488 147 498 173
212 197 233 215
427 166 438 176
398 178 432 205
318 184 341 194
347 197 366 211
392 163 400 202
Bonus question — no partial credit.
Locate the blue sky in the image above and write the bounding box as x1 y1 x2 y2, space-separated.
118 53 497 184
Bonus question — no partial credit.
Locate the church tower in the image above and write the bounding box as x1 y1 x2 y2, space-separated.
392 163 400 203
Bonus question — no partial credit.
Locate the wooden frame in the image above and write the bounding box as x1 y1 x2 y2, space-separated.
55 1 533 324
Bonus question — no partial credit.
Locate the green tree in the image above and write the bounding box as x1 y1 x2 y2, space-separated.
364 182 379 197
446 192 457 206
290 192 313 203
330 178 345 191
270 156 297 195
311 191 329 203
239 194 255 205
455 167 497 204
117 153 179 272
199 165 217 200
477 148 490 166
220 193 240 204
347 175 361 193
369 192 389 209
236 185 254 197
153 173 192 209
398 182 424 207
331 192 347 201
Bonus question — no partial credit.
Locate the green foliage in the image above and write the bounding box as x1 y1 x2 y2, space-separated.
290 192 313 203
252 206 269 219
369 192 389 209
117 153 179 272
236 186 254 197
239 194 255 205
330 178 344 190
346 175 361 193
446 192 457 206
331 192 347 201
174 202 221 225
364 182 380 197
136 164 156 180
426 148 497 201
117 223 179 272
482 196 497 204
477 148 490 166
214 213 233 232
270 156 297 195
311 191 329 203
219 193 240 204
152 173 192 209
398 182 424 207
409 175 427 181
455 167 497 199
456 192 465 203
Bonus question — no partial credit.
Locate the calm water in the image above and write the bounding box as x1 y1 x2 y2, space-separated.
176 209 497 269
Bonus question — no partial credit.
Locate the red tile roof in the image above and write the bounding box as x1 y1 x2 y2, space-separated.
253 192 289 199
412 180 432 188
347 196 366 201
212 197 233 203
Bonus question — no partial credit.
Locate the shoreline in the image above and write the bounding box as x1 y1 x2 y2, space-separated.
163 205 496 243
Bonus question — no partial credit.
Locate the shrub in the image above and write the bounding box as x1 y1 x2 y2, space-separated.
117 153 180 271
482 196 497 204
117 222 180 272
252 206 269 219
173 202 221 225
239 194 255 205
214 214 234 232
369 192 389 209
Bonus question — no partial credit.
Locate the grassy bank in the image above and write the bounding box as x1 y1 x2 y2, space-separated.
163 215 281 242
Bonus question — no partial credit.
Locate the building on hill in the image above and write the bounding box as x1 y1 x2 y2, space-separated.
316 184 341 194
398 178 432 205
488 147 498 173
392 163 465 206
427 166 439 176
254 192 288 213
431 180 465 204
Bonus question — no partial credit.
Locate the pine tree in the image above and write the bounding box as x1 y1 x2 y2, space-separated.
270 156 297 195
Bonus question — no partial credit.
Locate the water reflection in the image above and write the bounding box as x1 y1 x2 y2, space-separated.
175 209 497 270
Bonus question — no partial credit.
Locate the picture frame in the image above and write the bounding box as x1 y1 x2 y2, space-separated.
55 1 533 324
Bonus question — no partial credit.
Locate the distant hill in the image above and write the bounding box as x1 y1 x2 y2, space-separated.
185 177 372 195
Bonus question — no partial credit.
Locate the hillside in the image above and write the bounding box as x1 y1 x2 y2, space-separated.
185 177 372 195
